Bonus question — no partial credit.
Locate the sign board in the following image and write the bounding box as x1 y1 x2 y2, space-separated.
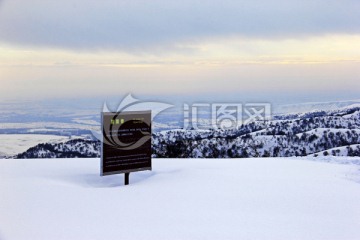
101 110 151 176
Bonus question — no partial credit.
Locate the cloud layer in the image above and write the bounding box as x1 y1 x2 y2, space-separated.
0 0 359 51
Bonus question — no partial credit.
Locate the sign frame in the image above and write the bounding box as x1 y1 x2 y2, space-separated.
100 110 152 177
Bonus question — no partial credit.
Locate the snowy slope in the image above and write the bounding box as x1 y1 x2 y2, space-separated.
0 157 360 240
0 134 71 158
152 105 360 158
14 139 100 159
309 144 360 157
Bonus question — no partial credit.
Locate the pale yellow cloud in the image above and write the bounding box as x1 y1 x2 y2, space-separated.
0 34 359 100
1 34 360 68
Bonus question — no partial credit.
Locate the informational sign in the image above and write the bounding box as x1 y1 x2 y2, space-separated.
101 110 151 176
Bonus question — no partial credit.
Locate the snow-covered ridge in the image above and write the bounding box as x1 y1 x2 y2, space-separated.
274 103 360 120
152 105 360 158
15 139 100 158
274 99 360 115
13 105 360 158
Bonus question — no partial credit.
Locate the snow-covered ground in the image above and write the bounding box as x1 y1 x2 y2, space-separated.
0 134 71 157
0 157 359 240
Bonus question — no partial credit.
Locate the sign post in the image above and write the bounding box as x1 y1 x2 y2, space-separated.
101 110 151 185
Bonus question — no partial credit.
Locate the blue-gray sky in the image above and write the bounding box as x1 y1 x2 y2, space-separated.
0 0 359 101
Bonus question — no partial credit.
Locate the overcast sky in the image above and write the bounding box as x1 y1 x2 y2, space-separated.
0 0 359 102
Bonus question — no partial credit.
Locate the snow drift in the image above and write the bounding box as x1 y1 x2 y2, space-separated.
0 157 359 240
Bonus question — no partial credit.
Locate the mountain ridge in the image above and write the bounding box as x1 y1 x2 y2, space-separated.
13 105 360 158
